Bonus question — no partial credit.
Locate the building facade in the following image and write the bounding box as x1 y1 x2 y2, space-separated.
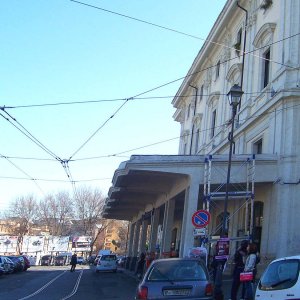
103 0 300 269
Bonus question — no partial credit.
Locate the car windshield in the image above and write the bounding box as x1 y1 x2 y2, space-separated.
42 256 51 259
259 259 300 290
101 255 116 261
147 260 207 282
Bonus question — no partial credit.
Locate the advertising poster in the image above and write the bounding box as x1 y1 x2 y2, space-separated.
47 236 70 252
0 236 18 253
215 237 230 260
22 236 45 253
72 236 92 251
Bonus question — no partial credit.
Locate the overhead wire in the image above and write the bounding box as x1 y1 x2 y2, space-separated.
1 97 299 187
69 0 299 71
1 88 300 164
0 153 46 196
64 33 300 160
3 89 298 110
0 109 61 161
1 2 299 195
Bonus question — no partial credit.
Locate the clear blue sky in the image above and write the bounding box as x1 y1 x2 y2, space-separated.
0 0 226 210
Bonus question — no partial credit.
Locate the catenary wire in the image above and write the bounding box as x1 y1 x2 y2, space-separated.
1 34 298 112
2 89 295 110
0 153 46 196
64 33 300 160
0 109 61 161
1 99 299 185
69 0 299 71
1 89 300 164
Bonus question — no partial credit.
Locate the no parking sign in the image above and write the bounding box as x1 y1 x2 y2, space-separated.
191 210 211 228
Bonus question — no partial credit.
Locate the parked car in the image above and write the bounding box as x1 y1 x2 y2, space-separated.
7 256 24 272
88 255 96 265
135 258 213 300
0 256 14 274
77 256 86 265
255 255 300 299
117 256 127 268
0 266 4 276
94 255 101 266
41 255 53 266
96 254 118 273
21 255 31 271
54 254 71 266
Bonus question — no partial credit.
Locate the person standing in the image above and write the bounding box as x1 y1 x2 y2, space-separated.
230 240 249 300
135 252 145 278
70 253 77 272
243 243 258 300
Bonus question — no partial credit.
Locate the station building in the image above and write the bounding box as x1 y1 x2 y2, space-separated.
102 0 300 269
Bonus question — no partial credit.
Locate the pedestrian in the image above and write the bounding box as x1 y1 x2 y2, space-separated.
230 240 248 300
243 243 258 300
135 252 145 278
70 253 77 272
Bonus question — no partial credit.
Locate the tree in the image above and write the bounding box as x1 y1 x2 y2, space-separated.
38 191 74 236
7 194 37 254
73 186 109 254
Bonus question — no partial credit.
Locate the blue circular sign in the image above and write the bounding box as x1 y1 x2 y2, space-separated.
192 210 211 228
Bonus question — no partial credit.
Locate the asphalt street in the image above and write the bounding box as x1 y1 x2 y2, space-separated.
0 265 138 300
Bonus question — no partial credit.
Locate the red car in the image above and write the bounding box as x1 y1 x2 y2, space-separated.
21 255 31 271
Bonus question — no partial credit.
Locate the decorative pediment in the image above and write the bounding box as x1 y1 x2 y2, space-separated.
253 23 276 48
207 92 220 107
226 63 242 83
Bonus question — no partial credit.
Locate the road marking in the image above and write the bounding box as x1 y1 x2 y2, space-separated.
18 270 67 300
61 269 84 300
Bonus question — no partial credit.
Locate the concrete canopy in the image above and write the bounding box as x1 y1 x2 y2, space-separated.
103 154 279 221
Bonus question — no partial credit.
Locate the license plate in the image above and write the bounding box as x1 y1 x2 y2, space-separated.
163 289 191 296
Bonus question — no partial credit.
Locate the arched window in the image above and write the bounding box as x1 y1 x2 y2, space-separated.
253 23 276 90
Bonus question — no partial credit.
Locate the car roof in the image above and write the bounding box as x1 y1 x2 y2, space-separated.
272 255 300 263
151 258 204 263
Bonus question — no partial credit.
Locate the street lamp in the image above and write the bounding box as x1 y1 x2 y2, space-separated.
222 84 244 236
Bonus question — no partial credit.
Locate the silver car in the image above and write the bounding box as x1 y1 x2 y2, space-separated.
135 258 213 299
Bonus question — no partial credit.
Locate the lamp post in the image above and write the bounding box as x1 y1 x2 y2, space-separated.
214 84 244 300
222 84 244 236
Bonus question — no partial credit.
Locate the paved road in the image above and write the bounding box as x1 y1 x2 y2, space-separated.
0 265 138 300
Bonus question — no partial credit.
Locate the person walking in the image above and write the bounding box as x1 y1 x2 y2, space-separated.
70 253 77 272
230 240 249 300
135 252 145 278
243 243 258 300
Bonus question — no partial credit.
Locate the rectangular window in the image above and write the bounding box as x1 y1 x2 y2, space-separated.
253 138 263 154
183 143 187 155
195 128 200 153
187 104 191 119
200 85 204 101
263 49 270 88
216 61 220 79
211 110 217 138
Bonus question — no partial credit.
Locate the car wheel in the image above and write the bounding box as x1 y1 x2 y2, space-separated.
96 270 99 273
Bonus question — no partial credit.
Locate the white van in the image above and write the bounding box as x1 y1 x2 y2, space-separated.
255 255 300 299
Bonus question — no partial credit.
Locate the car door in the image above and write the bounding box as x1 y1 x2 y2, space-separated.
255 258 300 300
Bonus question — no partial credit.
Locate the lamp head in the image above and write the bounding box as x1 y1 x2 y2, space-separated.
227 84 243 107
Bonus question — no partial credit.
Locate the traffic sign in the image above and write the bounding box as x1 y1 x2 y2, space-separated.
192 210 211 228
193 228 206 236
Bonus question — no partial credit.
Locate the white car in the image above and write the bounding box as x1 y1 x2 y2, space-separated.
77 256 86 265
96 254 117 273
255 255 300 299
